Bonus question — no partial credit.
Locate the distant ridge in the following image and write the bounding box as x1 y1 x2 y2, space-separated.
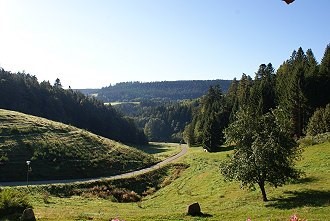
80 80 232 102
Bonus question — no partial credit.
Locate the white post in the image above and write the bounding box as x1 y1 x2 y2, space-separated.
26 161 31 187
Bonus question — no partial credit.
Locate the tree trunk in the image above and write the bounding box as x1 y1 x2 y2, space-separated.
258 181 268 202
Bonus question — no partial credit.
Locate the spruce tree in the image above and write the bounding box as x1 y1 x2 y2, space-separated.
276 48 309 137
318 44 330 107
250 63 276 114
199 85 228 151
184 85 229 151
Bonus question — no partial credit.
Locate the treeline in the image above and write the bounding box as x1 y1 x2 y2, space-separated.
184 44 330 151
93 80 232 102
0 69 147 144
113 100 196 142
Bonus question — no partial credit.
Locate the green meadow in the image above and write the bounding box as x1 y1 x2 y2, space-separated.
26 141 330 221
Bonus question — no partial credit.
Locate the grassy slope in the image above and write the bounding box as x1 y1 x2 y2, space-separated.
32 141 330 221
0 109 156 181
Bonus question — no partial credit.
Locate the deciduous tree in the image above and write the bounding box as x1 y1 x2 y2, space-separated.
220 107 302 201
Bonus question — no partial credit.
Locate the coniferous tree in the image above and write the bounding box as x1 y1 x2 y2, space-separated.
226 78 239 123
236 74 253 108
318 44 330 107
184 85 229 151
54 78 62 88
250 63 276 114
276 48 310 137
320 44 330 76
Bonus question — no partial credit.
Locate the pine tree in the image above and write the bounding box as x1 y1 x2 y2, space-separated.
226 78 239 123
320 44 330 76
250 63 276 114
199 85 228 151
318 44 330 107
276 48 310 137
236 73 253 108
184 85 229 151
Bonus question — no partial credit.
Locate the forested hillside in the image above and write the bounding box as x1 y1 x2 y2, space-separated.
113 45 330 144
185 44 330 151
90 80 231 102
0 69 146 144
114 100 197 142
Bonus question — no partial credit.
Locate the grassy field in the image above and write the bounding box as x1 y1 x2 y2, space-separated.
0 109 156 181
27 141 330 221
133 142 183 160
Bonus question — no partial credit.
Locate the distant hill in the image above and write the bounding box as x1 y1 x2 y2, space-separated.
81 80 232 102
0 68 146 144
0 109 156 182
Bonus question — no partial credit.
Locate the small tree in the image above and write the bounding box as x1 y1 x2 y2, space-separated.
54 78 62 88
220 107 302 201
306 104 330 136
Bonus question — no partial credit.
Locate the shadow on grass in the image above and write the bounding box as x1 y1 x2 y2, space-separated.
267 189 330 209
187 212 213 218
289 176 319 184
132 143 171 154
209 145 236 153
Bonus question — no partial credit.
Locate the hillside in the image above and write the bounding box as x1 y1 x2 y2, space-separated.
83 80 232 102
30 141 330 220
0 69 146 144
0 109 156 182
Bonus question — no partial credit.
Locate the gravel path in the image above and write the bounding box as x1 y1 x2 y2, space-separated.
0 144 188 187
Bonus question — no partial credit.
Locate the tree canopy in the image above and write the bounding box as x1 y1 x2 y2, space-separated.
183 85 229 151
220 107 302 201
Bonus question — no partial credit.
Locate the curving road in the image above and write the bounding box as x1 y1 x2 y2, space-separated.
0 144 188 187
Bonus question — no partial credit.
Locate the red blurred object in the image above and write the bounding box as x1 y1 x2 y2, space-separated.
283 0 295 4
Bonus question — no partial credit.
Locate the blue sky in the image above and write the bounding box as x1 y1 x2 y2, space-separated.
0 0 329 88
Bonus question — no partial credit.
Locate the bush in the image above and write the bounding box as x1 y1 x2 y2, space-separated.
0 188 32 217
299 132 330 147
306 104 330 136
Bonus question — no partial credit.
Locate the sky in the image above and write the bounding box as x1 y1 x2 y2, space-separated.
0 0 329 89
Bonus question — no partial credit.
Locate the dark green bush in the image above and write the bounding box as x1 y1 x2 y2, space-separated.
306 104 330 136
0 188 32 217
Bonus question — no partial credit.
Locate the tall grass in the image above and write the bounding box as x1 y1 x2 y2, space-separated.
0 188 32 218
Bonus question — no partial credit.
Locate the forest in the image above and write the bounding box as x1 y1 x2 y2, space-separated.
113 44 330 145
0 71 146 144
184 44 330 151
84 80 232 102
1 44 329 147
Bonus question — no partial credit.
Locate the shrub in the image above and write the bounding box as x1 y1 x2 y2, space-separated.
306 104 330 136
112 189 141 202
0 188 32 216
299 132 330 147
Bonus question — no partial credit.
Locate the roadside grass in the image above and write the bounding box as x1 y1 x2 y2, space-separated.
29 141 330 220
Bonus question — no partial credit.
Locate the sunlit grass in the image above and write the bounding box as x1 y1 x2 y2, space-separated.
0 109 156 181
29 141 330 220
133 142 183 161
